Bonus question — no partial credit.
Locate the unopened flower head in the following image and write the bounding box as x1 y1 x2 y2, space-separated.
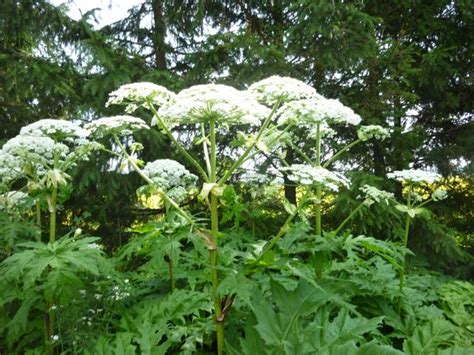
20 119 90 145
432 188 448 201
281 164 350 191
85 115 149 137
359 185 394 206
387 169 442 184
357 125 390 141
142 159 197 202
106 82 176 113
248 76 320 106
0 150 23 184
3 135 69 166
277 98 362 126
157 84 270 126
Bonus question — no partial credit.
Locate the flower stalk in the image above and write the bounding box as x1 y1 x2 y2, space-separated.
398 185 412 312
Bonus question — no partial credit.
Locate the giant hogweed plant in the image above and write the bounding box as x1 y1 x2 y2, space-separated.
100 76 424 353
0 120 110 353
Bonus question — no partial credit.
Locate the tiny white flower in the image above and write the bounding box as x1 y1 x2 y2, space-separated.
51 335 59 341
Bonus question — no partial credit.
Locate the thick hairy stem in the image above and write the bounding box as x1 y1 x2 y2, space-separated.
315 123 322 236
322 139 361 168
255 191 311 264
209 118 224 355
147 102 209 181
218 100 280 186
334 203 365 235
113 135 194 225
398 186 412 312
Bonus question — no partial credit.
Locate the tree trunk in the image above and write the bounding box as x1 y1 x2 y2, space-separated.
151 0 167 69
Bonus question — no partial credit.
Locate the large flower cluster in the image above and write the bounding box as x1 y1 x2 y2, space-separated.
86 115 150 137
142 159 197 202
157 84 270 126
359 184 394 206
387 169 442 184
20 119 90 145
357 125 390 141
282 164 350 191
277 98 362 126
106 82 176 113
248 76 320 106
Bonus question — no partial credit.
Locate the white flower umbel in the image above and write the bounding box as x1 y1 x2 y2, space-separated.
106 82 176 113
157 84 270 126
282 164 350 191
277 97 362 126
359 184 395 206
357 125 390 141
387 169 442 184
0 151 23 184
248 76 320 106
142 159 197 202
85 115 149 137
20 119 90 145
432 188 448 201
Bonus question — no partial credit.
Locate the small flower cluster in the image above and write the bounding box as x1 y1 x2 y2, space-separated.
357 125 390 141
106 82 176 113
157 84 270 126
387 169 442 184
277 98 362 126
20 119 90 145
432 188 448 201
111 283 130 301
282 164 350 191
248 76 320 106
86 115 149 137
359 184 394 206
142 159 197 202
0 191 29 211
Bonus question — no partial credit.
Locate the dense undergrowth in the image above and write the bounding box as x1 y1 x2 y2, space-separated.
0 77 472 354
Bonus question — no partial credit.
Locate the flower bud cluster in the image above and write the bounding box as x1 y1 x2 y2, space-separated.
142 159 197 203
357 125 390 141
359 184 394 206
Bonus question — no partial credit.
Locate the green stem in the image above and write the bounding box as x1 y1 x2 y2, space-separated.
322 139 361 168
218 99 280 186
334 202 365 235
315 123 322 236
49 187 57 244
147 101 210 182
113 135 194 225
254 191 311 264
36 200 41 227
289 141 313 165
398 185 412 312
209 117 224 355
167 255 175 292
201 124 212 177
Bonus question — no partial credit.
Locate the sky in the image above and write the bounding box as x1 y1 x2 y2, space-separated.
50 0 144 27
